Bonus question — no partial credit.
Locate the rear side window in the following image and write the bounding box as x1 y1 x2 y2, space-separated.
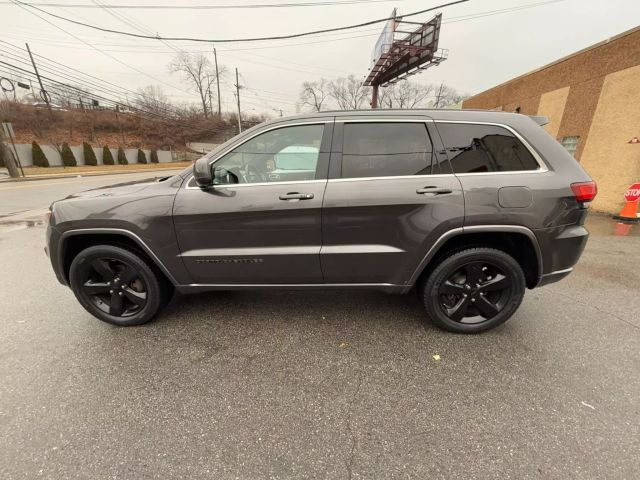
341 122 434 178
436 123 540 173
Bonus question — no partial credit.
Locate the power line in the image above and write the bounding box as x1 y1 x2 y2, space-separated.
1 0 397 9
0 40 143 98
0 30 384 54
0 43 203 118
0 54 194 123
90 0 184 55
8 0 199 98
443 0 568 23
8 0 470 43
0 64 224 132
2 0 569 52
0 20 384 45
0 62 169 122
0 44 298 117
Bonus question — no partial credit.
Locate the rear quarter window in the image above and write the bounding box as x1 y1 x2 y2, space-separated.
436 123 540 173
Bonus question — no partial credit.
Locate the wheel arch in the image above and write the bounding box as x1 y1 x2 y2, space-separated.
408 226 542 290
59 229 178 286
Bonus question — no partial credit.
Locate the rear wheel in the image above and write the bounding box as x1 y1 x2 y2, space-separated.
421 248 525 333
69 245 170 326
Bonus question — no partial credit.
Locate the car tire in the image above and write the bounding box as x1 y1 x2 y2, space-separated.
69 245 169 326
420 247 526 333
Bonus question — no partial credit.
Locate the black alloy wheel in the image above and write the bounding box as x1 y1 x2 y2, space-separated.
69 245 168 326
81 257 147 317
438 261 510 324
421 248 526 333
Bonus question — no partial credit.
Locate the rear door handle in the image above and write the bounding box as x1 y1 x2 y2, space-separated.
279 192 314 200
416 186 453 195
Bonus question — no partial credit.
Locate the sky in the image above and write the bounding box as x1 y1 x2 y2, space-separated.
0 0 638 117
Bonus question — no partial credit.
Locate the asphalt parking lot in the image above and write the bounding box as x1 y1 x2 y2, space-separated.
1 198 639 478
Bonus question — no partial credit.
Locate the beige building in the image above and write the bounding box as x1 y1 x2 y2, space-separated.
463 26 640 214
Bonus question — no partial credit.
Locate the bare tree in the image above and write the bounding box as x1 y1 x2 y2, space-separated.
434 85 468 109
168 53 224 117
378 81 435 109
299 79 329 112
135 85 172 116
328 75 371 110
46 84 92 109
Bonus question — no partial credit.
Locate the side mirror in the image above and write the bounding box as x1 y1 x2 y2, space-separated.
193 157 213 188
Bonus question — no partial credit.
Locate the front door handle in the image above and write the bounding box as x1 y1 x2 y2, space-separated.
416 186 453 195
279 192 314 200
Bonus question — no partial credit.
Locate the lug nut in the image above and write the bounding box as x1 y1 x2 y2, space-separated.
109 289 114 294
471 298 476 302
118 292 123 296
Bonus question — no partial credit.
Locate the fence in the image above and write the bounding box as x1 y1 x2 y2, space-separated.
11 144 174 167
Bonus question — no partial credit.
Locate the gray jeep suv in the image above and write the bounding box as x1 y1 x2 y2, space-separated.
45 109 596 333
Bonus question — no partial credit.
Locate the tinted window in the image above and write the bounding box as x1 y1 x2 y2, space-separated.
213 124 324 184
437 123 540 173
342 123 433 178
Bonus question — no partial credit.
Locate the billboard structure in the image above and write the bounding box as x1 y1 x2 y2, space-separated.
364 10 448 108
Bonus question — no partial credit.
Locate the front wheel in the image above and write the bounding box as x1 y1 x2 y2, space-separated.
421 248 526 333
69 245 169 326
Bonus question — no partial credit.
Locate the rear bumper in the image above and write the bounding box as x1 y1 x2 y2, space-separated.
532 223 589 287
537 267 573 287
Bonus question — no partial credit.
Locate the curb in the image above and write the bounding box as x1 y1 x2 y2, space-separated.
0 166 188 183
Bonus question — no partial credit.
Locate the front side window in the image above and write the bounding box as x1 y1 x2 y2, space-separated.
437 123 540 173
341 122 434 178
212 124 324 184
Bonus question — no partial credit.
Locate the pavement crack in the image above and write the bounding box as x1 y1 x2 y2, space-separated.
550 290 639 330
345 373 363 480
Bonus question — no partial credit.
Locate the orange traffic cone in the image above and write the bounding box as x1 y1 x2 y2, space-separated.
613 200 640 222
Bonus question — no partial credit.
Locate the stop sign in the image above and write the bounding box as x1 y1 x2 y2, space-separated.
624 183 640 202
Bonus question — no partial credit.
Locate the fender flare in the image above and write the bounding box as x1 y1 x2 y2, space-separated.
405 225 543 291
59 228 178 285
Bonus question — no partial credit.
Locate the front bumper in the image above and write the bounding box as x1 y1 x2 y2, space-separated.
45 224 67 286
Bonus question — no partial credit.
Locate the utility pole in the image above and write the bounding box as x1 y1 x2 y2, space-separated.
1 122 24 178
115 106 126 145
25 43 53 118
206 75 214 117
434 82 444 109
213 46 222 118
234 67 242 134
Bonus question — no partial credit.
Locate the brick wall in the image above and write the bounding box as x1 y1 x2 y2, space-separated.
462 27 640 161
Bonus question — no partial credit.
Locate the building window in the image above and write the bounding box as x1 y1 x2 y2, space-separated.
561 136 580 157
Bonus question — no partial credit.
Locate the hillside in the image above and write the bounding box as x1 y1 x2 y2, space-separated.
0 101 246 151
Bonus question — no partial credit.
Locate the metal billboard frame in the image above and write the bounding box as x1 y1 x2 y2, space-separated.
364 13 448 108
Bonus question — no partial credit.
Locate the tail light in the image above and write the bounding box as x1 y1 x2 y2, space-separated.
571 181 597 203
